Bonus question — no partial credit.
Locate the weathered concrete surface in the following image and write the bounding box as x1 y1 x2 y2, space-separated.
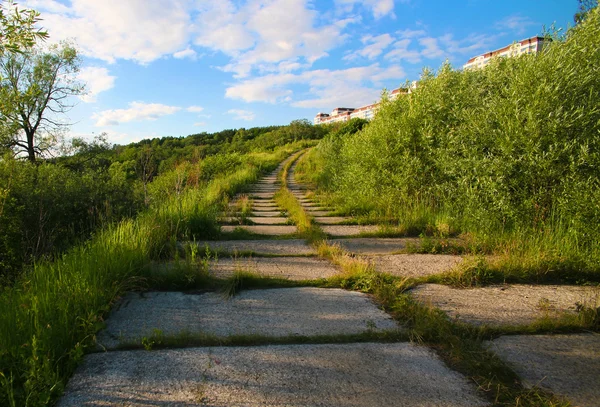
372 254 463 278
330 238 421 254
59 343 488 407
249 192 275 199
306 210 335 217
488 334 600 407
193 239 316 256
253 201 278 208
96 288 399 349
221 225 297 236
313 216 352 225
249 210 284 217
245 216 290 225
321 225 380 237
209 256 340 280
252 205 280 212
410 284 599 326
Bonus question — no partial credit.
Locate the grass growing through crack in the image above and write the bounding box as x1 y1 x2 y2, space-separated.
115 330 407 352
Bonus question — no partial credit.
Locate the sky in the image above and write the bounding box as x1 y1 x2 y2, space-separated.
20 0 578 145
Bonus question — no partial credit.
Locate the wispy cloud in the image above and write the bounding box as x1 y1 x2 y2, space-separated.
93 102 181 126
77 66 116 103
227 109 255 121
495 15 536 36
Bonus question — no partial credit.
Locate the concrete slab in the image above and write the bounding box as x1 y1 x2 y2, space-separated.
221 225 297 236
322 225 380 237
194 239 316 256
306 210 335 217
209 256 340 280
96 288 399 349
313 216 352 225
250 211 285 217
59 343 487 407
253 201 278 207
330 238 421 254
249 192 275 199
245 217 290 225
410 284 599 327
487 334 600 407
372 254 463 278
252 206 280 212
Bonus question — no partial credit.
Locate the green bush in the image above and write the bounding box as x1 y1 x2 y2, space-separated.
311 7 600 266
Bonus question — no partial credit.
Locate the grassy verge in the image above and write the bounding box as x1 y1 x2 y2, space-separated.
282 156 583 406
0 144 301 407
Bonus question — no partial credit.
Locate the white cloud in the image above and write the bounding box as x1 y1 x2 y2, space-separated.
92 102 181 126
495 15 536 35
418 37 445 59
196 0 352 78
227 109 255 121
335 0 396 19
186 106 204 113
77 66 116 103
384 39 421 63
397 28 427 39
226 64 405 109
344 33 394 61
193 122 207 127
28 0 191 63
173 48 197 59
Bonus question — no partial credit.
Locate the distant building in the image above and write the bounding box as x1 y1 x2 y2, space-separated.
463 36 551 70
314 87 409 125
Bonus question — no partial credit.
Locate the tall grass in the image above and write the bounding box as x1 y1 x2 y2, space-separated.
0 144 301 406
302 8 600 278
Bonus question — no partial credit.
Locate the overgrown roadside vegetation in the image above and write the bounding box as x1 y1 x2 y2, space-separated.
283 153 594 406
295 7 600 286
0 141 315 407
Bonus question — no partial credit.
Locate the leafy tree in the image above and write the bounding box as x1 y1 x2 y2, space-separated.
575 0 598 23
0 1 47 55
0 42 84 161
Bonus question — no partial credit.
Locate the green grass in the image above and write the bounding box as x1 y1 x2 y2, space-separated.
115 329 408 352
0 143 304 407
282 153 584 405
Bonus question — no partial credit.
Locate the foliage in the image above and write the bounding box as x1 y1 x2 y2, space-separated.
0 1 48 56
307 7 600 270
575 0 598 23
0 142 302 406
0 42 83 161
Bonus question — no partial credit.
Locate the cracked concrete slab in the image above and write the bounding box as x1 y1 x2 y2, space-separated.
372 254 463 278
329 238 422 254
59 343 488 407
96 288 399 349
487 334 600 407
208 256 340 280
245 217 290 225
313 216 352 225
253 201 278 207
410 284 599 327
249 192 275 199
193 239 315 256
221 225 297 236
306 210 335 217
321 225 380 237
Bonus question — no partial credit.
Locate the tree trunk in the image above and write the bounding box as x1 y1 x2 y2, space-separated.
25 128 35 162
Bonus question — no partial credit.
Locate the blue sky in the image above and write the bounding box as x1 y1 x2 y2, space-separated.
22 0 577 145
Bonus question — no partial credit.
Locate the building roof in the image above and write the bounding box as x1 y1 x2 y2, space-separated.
465 36 548 64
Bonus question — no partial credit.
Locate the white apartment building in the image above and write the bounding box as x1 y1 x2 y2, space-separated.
314 87 408 125
463 36 550 70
